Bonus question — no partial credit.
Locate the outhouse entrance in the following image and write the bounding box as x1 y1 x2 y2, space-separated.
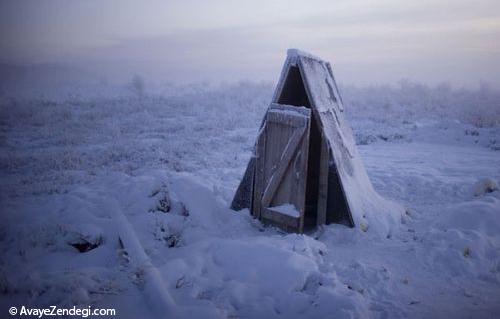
274 66 324 231
231 50 363 233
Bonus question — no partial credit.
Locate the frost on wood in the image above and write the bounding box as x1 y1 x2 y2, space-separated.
232 49 404 236
268 203 300 218
230 157 255 211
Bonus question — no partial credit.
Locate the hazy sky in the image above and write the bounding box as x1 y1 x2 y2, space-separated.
1 0 500 87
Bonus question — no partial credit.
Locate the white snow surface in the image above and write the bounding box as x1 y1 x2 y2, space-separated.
268 204 301 218
1 82 500 318
286 48 324 63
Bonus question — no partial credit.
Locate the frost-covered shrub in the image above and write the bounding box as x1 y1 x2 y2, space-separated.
342 81 500 127
3 79 498 198
0 82 272 197
129 75 146 98
473 178 499 196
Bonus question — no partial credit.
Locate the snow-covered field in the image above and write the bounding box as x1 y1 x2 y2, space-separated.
1 82 500 318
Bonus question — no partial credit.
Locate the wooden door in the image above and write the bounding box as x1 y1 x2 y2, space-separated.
253 104 311 232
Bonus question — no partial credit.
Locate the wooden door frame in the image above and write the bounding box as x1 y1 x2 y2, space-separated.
253 104 311 232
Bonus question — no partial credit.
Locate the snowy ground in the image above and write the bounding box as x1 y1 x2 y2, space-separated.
1 83 499 318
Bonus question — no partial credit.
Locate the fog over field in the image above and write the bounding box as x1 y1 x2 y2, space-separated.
1 1 500 318
2 0 500 86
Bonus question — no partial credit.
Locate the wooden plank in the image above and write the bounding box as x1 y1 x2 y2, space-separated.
267 110 308 127
261 124 306 207
316 134 329 226
262 120 287 208
252 124 267 219
325 62 344 111
230 157 255 211
296 119 310 233
255 105 311 233
261 208 300 229
269 103 311 116
271 124 300 229
266 109 310 233
297 55 356 226
262 120 286 209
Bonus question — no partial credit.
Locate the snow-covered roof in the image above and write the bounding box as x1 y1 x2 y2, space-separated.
274 49 404 236
286 48 324 63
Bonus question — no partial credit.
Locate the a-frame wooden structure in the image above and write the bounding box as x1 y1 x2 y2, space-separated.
232 49 402 234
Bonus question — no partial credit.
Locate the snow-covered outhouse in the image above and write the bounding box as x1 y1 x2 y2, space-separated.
232 49 402 234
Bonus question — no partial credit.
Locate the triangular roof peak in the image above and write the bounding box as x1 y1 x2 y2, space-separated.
286 48 325 63
273 48 343 111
